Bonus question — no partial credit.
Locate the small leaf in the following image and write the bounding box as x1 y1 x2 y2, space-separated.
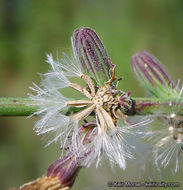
72 27 114 87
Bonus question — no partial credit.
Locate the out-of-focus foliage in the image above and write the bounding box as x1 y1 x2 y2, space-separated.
0 0 183 189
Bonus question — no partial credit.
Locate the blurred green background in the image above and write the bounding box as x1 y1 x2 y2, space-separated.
0 0 183 189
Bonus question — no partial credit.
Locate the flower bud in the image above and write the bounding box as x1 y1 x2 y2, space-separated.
47 125 97 188
72 27 114 86
131 51 175 98
47 152 81 188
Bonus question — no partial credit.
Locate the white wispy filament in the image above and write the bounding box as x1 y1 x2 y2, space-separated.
28 54 80 148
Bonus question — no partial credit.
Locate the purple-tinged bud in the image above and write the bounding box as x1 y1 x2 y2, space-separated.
47 152 81 188
131 51 175 97
72 27 114 87
47 125 97 188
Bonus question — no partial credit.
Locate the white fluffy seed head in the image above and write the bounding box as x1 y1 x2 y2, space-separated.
73 122 136 170
42 117 78 151
28 82 79 148
142 114 183 173
29 83 68 113
137 80 183 173
57 52 83 77
81 130 133 170
153 137 183 173
78 115 151 169
43 53 84 92
43 54 70 91
28 52 83 149
48 48 83 79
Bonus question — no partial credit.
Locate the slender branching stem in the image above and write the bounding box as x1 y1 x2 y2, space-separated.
134 97 183 115
0 98 39 116
0 97 183 116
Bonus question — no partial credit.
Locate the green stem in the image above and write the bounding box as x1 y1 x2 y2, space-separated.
134 97 183 115
0 98 39 116
0 97 183 116
0 97 82 116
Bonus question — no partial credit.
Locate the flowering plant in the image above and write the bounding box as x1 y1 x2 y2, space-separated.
1 27 182 189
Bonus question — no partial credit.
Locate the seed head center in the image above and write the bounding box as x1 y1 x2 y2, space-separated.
92 85 117 110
